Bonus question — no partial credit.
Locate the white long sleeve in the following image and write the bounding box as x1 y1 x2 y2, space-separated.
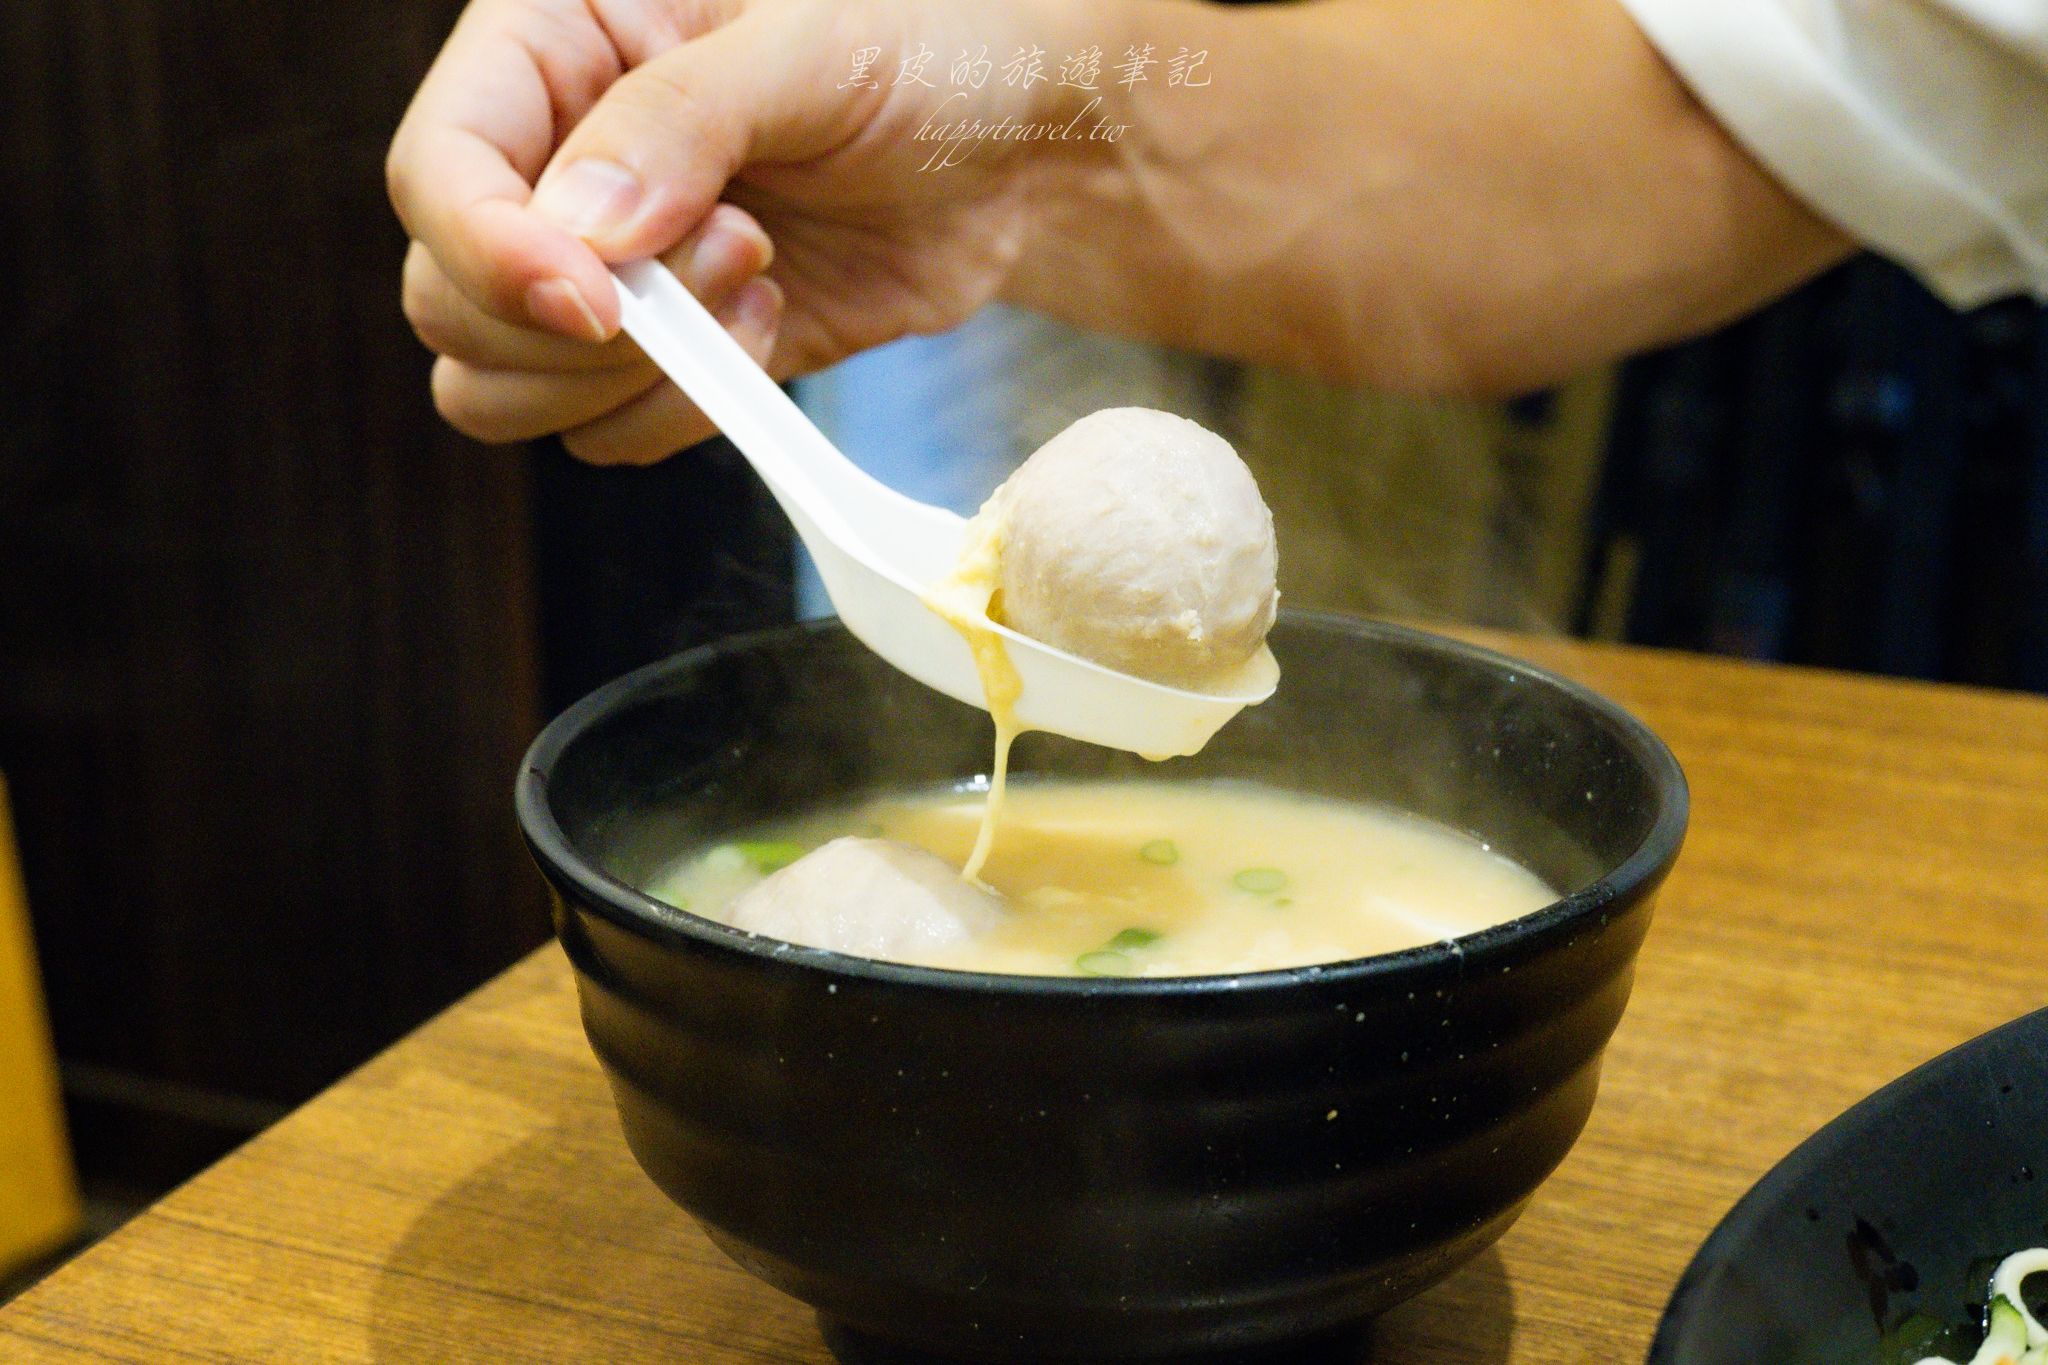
1615 0 2048 306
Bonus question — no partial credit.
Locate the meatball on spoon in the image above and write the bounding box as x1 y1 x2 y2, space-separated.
609 261 1276 759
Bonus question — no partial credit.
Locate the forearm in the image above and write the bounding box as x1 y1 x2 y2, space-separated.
1008 0 1854 395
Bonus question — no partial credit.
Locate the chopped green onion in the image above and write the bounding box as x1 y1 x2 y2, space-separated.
1981 1298 2030 1361
1872 1311 1958 1365
1232 867 1288 895
1075 950 1136 977
1105 927 1163 951
1272 897 1293 909
736 839 806 873
1138 839 1180 866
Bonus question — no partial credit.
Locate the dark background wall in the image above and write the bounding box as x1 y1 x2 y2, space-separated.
0 0 548 1186
1582 261 2048 689
0 0 790 1196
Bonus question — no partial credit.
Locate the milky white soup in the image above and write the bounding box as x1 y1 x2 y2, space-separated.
644 778 1555 977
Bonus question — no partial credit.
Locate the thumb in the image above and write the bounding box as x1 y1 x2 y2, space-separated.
527 7 870 265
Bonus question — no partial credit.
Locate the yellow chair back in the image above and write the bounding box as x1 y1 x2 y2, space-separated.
0 774 81 1277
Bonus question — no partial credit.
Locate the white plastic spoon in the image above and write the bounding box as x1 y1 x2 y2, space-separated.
609 259 1277 758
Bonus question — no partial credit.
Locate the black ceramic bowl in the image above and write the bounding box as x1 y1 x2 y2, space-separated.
516 613 1687 1364
1650 1007 2048 1365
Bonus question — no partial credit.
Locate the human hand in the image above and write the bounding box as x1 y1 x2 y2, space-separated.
389 0 1080 463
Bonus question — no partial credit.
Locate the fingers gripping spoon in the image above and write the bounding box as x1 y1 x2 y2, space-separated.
608 259 1276 758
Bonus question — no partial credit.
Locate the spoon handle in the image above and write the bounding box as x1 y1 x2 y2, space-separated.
609 259 881 546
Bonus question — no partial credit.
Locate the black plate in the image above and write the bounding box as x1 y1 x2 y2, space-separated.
1650 1006 2048 1364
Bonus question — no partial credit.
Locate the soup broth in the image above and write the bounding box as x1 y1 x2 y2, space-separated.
644 778 1555 977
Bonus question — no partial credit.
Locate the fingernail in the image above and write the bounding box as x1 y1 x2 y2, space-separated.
530 158 642 239
731 278 783 335
683 225 751 298
526 277 608 342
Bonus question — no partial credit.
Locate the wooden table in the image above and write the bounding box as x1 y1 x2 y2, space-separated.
5 634 2046 1363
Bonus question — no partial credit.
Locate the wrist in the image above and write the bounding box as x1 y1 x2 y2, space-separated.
998 0 1271 342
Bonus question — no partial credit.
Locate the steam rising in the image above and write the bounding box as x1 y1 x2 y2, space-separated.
794 305 1609 634
760 307 1623 889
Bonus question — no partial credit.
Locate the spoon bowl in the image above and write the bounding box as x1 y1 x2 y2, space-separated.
610 259 1276 757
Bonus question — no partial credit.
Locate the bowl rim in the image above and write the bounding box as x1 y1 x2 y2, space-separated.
1645 1004 2048 1363
515 610 1689 997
